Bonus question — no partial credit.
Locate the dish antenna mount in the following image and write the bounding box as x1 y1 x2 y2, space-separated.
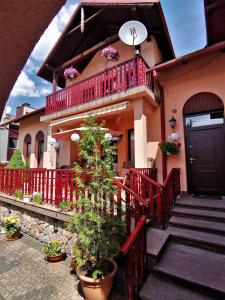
119 20 148 46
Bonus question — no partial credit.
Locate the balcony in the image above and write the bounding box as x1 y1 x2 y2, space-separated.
46 57 157 116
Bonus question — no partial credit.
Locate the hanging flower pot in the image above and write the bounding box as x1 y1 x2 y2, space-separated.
159 141 181 155
101 46 119 62
64 66 80 81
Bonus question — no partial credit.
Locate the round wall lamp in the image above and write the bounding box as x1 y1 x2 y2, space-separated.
48 137 56 145
71 133 80 142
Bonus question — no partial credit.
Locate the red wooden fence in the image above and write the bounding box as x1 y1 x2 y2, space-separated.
46 57 154 115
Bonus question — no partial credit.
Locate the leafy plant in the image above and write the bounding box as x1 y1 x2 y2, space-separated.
43 240 64 256
33 193 42 205
160 141 181 155
15 189 23 200
67 115 125 279
7 150 25 168
3 215 20 234
59 200 71 210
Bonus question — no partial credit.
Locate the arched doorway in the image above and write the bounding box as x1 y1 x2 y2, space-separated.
23 134 32 162
183 92 225 195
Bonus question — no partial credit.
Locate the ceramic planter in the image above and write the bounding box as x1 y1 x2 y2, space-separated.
23 196 31 203
76 257 117 300
47 253 65 263
6 228 21 241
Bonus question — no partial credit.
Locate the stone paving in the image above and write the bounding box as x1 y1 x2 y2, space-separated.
0 233 123 300
0 233 85 300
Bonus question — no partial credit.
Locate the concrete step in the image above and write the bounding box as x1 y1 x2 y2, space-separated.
169 216 225 235
139 274 214 300
176 197 225 212
173 206 225 222
166 226 225 251
154 242 225 296
146 228 169 258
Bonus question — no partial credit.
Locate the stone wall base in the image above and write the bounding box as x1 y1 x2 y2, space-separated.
0 200 76 255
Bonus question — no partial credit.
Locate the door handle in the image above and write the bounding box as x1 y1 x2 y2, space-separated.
190 158 196 163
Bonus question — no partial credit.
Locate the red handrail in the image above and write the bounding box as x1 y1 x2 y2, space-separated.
129 168 181 225
46 56 152 115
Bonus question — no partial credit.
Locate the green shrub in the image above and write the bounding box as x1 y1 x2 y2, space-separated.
33 193 42 205
15 190 23 200
59 200 71 210
7 150 26 168
3 216 20 234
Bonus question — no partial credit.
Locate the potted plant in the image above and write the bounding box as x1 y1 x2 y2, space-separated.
22 193 32 203
33 192 42 206
3 215 21 241
15 189 23 200
43 240 65 262
101 45 119 62
67 116 124 300
160 141 181 155
59 200 71 212
64 66 80 81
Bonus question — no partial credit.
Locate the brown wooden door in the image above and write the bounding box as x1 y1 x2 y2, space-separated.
185 124 225 195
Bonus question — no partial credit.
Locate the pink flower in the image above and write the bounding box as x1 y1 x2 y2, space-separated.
101 46 119 61
64 66 80 80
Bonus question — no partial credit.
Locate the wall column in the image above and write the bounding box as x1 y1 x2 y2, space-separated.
134 98 147 168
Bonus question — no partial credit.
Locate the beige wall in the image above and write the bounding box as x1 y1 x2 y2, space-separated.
158 52 225 191
18 112 56 169
66 38 162 87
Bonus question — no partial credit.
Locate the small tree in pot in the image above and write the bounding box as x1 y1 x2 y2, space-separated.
67 116 125 300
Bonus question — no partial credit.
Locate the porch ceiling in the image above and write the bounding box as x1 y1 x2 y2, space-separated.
52 127 122 140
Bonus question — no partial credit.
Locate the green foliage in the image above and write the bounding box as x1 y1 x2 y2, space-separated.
68 115 125 279
160 141 181 155
25 159 30 169
3 215 20 234
43 240 64 256
15 189 23 200
7 149 26 169
33 193 42 205
59 200 71 210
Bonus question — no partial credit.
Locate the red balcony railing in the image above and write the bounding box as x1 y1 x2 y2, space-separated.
46 57 155 115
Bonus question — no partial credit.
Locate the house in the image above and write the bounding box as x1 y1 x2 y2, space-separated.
35 0 225 196
0 106 56 169
0 103 36 163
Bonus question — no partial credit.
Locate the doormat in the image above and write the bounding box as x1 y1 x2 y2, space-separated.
192 194 223 200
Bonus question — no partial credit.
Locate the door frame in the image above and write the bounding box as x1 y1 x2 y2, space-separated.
184 111 225 194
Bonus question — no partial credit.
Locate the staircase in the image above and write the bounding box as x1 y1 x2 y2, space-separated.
140 194 225 300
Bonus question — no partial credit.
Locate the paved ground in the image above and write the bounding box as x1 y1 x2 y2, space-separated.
0 233 123 300
0 233 84 300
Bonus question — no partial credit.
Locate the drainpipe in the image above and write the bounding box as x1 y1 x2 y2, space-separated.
152 70 167 180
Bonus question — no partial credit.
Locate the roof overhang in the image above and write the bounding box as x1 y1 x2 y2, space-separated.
0 1 65 118
37 1 174 87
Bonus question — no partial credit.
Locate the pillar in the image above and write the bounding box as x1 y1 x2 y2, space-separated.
133 98 147 168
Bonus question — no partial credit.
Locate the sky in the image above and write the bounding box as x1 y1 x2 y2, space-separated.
6 0 206 115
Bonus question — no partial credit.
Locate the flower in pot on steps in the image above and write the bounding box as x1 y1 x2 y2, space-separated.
43 240 65 262
67 115 125 300
3 215 21 240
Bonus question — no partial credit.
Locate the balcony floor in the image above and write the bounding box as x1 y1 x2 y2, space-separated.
41 85 157 123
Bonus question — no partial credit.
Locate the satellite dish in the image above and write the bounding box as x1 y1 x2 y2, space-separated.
119 20 148 46
5 106 11 114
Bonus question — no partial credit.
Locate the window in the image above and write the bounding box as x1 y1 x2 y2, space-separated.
24 134 32 159
185 111 224 128
36 131 44 167
8 138 18 149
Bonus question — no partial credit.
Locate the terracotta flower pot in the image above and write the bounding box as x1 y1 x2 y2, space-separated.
6 228 21 241
76 257 117 300
47 253 65 263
